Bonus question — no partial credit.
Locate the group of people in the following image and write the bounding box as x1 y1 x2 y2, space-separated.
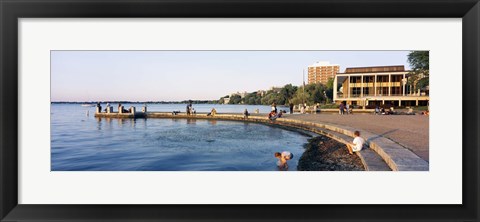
268 103 284 120
298 103 321 114
300 104 306 114
186 103 196 115
338 102 353 115
374 106 396 115
96 102 130 113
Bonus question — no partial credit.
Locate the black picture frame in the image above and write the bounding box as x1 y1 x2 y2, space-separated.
1 0 479 221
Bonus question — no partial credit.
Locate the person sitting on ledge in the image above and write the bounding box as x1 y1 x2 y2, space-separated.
346 131 365 155
207 108 217 116
104 103 110 112
277 111 283 118
374 106 380 115
268 111 277 120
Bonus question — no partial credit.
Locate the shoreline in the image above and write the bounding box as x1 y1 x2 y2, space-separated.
297 135 364 171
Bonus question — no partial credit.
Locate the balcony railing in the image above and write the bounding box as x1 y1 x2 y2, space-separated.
336 93 429 98
348 82 402 87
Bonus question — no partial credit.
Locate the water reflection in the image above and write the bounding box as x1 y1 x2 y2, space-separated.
186 118 197 125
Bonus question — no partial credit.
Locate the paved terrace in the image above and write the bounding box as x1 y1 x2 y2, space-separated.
282 113 429 162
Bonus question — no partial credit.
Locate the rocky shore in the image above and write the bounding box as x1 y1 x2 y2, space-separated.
297 135 364 171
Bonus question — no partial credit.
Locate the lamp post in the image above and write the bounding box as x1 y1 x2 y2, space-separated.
323 90 327 104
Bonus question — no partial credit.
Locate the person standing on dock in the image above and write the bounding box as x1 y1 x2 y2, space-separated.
243 109 249 119
96 102 102 113
289 103 294 114
186 103 191 115
271 103 277 114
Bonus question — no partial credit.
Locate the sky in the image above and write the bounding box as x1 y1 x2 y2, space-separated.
51 51 411 102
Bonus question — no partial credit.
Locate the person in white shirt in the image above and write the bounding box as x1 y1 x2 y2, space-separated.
274 151 293 170
346 131 365 155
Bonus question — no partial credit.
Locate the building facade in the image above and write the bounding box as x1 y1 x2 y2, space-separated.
333 65 429 107
307 61 340 84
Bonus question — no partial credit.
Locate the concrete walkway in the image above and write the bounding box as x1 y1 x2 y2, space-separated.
282 113 429 162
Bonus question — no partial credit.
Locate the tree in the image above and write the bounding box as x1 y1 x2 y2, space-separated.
218 95 229 104
244 92 261 105
280 84 297 105
289 89 310 106
325 78 334 103
261 92 283 105
228 94 242 104
407 51 429 91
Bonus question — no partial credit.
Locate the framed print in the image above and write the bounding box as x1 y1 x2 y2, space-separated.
1 0 479 221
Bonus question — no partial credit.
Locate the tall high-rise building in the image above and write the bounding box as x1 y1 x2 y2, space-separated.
307 61 340 84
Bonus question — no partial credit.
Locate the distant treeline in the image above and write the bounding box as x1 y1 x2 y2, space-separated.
219 80 335 106
52 80 335 106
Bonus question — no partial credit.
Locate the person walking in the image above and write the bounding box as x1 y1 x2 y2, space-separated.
339 102 345 115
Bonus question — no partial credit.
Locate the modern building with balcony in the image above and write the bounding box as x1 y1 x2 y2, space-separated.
333 65 429 107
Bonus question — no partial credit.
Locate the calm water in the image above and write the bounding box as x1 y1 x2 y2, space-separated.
51 104 310 171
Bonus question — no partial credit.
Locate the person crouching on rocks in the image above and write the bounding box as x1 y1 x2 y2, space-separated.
275 151 293 170
346 131 365 155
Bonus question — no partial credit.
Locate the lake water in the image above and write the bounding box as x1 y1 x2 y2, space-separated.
51 104 311 171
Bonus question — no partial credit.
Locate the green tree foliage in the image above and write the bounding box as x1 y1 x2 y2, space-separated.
244 92 262 105
280 84 298 104
325 78 334 103
228 94 242 104
407 51 429 90
261 91 283 105
289 87 308 106
217 82 328 106
218 95 229 104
